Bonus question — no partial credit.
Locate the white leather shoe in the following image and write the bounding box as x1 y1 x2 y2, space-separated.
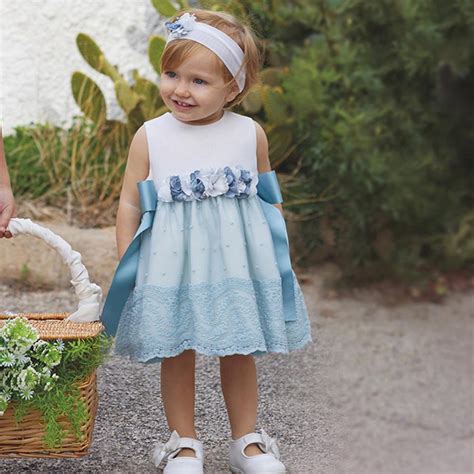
152 430 204 473
229 428 287 473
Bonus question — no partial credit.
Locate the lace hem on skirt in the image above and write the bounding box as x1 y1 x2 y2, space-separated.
114 275 313 364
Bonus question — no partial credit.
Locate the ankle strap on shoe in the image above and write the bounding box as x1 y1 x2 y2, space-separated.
175 437 204 460
239 432 263 446
234 429 281 460
152 431 204 466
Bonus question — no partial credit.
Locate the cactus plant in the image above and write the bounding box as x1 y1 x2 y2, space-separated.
71 72 107 125
72 30 167 134
76 33 122 81
151 0 189 17
148 35 167 75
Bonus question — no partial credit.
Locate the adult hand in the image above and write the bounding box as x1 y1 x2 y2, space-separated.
0 184 16 238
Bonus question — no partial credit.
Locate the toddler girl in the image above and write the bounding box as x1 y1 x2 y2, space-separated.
101 8 313 474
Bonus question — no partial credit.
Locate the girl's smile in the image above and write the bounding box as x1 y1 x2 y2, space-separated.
172 99 196 110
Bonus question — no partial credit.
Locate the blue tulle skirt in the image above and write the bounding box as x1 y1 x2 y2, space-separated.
113 194 313 363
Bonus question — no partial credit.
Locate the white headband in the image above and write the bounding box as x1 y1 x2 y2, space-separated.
164 12 246 93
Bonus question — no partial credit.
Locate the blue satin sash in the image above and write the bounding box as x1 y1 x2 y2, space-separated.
101 170 296 337
256 171 297 322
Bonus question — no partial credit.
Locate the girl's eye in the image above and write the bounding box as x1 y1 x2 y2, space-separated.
164 72 206 84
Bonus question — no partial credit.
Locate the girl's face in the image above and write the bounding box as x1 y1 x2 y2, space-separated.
160 46 240 125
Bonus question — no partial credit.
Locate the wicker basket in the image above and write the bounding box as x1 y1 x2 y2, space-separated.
0 218 105 458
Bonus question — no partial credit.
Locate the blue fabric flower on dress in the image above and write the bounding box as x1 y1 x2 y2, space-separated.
169 176 188 201
236 169 252 199
190 170 206 201
224 166 239 198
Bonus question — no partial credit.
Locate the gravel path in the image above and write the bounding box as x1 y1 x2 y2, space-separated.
0 269 472 473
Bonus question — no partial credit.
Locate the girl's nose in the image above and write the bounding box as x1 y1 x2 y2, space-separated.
175 80 190 97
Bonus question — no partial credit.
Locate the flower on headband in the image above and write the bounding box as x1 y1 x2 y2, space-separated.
165 12 197 39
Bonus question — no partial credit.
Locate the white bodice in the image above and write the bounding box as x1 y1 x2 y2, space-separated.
144 110 258 186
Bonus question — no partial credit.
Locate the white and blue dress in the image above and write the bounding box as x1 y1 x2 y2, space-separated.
102 110 314 364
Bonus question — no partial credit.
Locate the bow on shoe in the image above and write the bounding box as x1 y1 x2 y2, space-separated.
257 428 281 460
152 430 181 467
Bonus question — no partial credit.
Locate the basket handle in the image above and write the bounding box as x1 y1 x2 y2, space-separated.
5 217 102 322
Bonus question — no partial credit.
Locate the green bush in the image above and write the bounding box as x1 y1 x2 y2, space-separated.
3 127 50 200
5 118 127 226
211 0 474 281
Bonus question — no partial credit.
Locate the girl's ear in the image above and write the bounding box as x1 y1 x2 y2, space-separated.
225 81 240 103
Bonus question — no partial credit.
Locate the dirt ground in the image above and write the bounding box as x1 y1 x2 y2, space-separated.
0 219 473 473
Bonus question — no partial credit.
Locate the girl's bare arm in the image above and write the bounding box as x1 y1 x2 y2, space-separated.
255 121 284 214
116 125 150 260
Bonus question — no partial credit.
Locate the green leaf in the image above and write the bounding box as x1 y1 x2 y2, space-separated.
262 85 288 125
76 33 105 72
115 80 141 114
71 72 107 124
148 35 167 75
150 0 179 17
134 77 163 119
242 85 263 114
76 33 122 81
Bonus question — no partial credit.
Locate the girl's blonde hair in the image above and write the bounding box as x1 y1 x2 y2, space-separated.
160 8 262 108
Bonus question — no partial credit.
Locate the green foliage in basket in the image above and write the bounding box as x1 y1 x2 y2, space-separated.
0 317 63 409
0 316 113 449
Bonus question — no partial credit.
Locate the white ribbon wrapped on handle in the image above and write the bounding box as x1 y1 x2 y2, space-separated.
6 218 102 322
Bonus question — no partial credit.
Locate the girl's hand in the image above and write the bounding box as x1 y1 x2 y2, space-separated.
0 184 16 238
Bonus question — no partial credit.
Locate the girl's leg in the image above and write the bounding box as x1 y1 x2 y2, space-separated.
219 354 266 456
161 349 198 457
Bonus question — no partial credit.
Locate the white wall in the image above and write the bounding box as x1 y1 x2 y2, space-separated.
0 0 167 134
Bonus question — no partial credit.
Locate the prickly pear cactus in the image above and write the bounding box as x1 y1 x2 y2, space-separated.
72 28 168 133
71 72 107 124
148 35 167 76
76 34 121 81
151 0 186 17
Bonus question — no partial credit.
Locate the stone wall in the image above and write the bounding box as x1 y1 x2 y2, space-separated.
0 0 164 134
